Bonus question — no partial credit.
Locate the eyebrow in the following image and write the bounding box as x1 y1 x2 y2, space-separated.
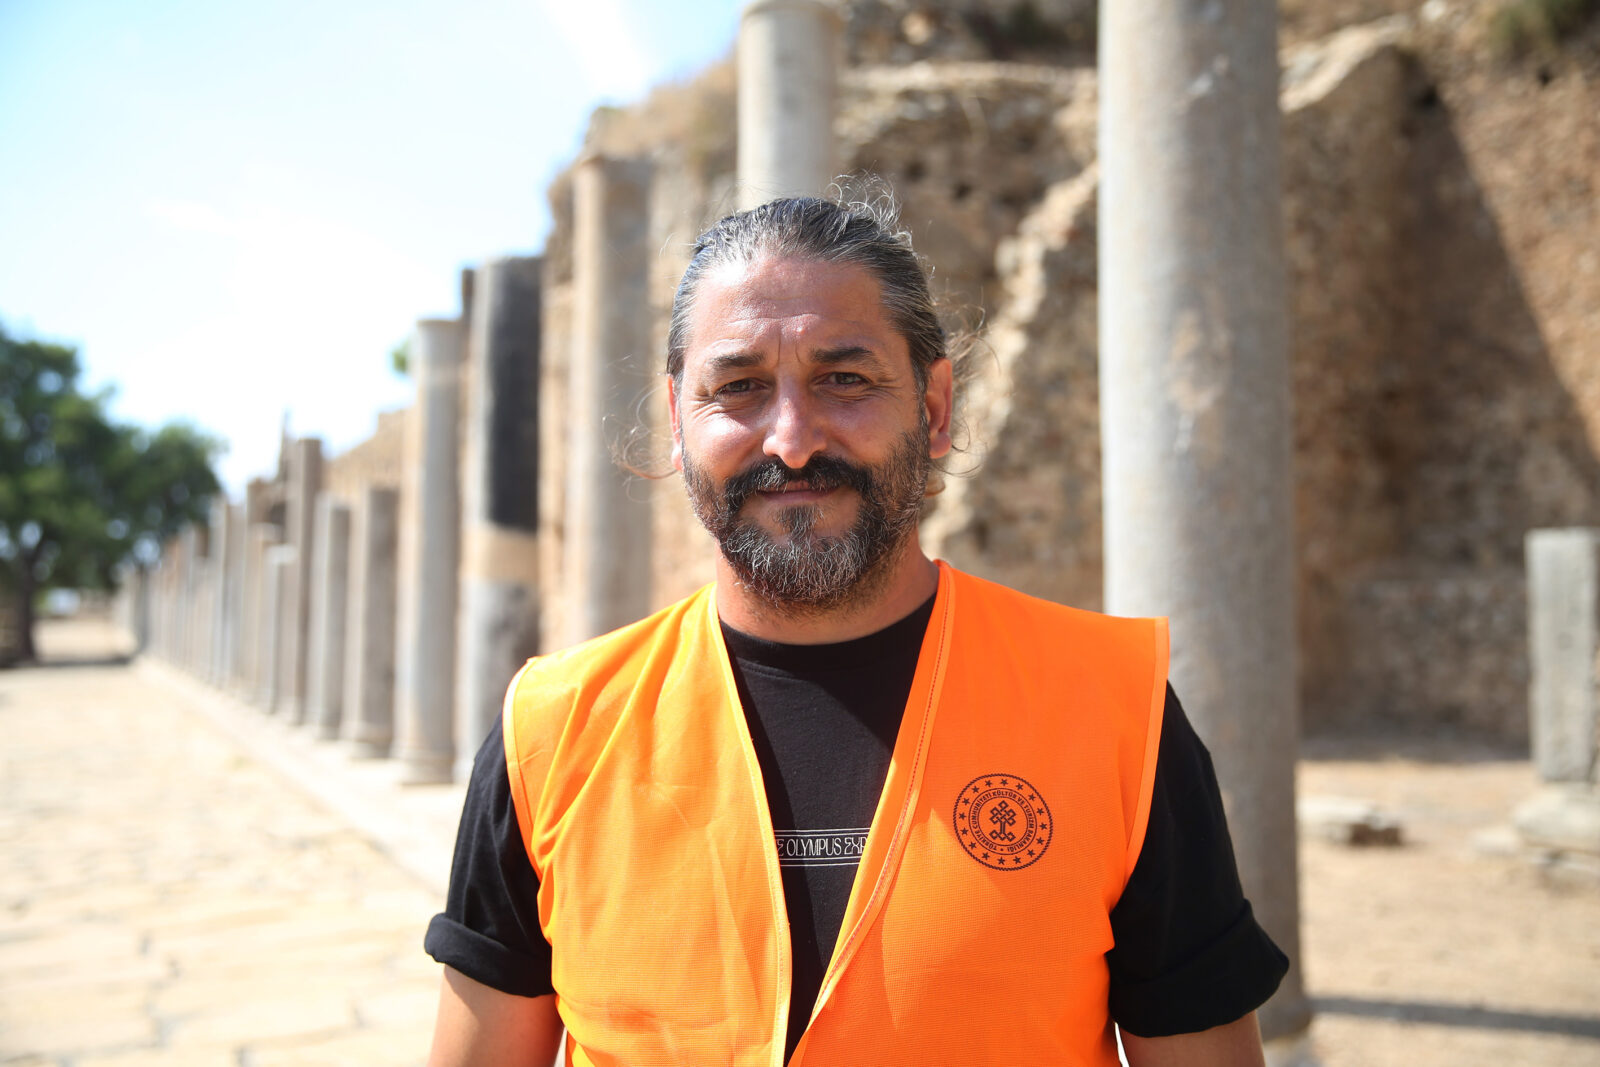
701 346 889 375
702 351 766 374
811 345 890 371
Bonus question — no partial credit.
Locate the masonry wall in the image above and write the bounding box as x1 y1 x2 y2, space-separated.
322 1 1600 742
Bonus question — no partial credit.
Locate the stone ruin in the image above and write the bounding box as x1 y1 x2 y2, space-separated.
128 0 1600 765
122 2 1600 1052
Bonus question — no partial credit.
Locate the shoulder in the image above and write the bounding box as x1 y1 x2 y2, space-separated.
502 585 718 824
508 585 716 739
944 566 1168 666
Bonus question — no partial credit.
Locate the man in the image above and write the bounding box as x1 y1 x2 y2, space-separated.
425 196 1288 1066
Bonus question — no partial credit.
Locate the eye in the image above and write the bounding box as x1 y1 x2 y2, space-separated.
715 378 759 397
824 371 868 386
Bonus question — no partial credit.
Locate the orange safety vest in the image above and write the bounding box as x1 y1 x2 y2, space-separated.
504 562 1168 1067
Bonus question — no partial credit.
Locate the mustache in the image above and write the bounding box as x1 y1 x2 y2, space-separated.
720 455 876 514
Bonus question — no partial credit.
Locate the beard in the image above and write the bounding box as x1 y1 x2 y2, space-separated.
681 431 931 615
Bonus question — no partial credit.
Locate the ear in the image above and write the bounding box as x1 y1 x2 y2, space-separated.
924 357 954 460
668 375 686 473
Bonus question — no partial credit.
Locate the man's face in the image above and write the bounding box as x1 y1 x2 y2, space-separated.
669 255 952 613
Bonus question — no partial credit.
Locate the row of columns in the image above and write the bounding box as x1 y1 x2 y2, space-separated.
125 0 842 800
128 0 1315 1051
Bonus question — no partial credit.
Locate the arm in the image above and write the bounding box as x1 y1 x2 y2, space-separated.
1122 1012 1265 1067
428 965 563 1067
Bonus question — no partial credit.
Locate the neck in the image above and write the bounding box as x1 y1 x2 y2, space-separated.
713 541 940 644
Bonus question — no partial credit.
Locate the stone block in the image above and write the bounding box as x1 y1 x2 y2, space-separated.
1297 795 1404 847
1525 529 1600 785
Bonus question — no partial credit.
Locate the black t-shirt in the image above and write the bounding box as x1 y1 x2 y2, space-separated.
425 596 1287 1055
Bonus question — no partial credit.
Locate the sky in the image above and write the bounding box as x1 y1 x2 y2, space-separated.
0 0 743 492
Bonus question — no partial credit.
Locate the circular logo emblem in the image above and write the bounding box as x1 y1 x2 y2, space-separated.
953 773 1052 871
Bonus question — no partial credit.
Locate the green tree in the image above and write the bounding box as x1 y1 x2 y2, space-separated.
0 324 222 661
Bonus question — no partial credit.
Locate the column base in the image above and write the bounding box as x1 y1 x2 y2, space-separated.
397 752 455 786
346 737 393 759
1514 784 1600 857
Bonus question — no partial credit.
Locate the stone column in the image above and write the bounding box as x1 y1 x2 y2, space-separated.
260 545 297 711
239 523 281 699
1518 530 1600 855
564 154 654 646
149 555 169 661
737 0 839 210
305 495 352 740
124 567 150 653
456 256 543 777
184 526 210 674
1098 0 1311 1052
344 486 400 757
232 480 273 692
207 497 237 685
278 437 324 720
224 502 246 683
394 319 465 783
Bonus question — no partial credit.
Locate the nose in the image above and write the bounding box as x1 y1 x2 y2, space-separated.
763 387 827 471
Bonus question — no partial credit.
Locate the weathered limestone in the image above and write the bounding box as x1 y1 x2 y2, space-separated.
564 155 655 645
278 438 324 721
1525 530 1600 784
1098 0 1310 1049
1518 529 1600 856
239 523 281 698
737 0 840 209
207 498 240 685
260 545 297 711
394 319 466 784
343 486 400 757
305 496 352 741
456 257 543 777
121 567 150 653
184 526 211 674
232 480 274 692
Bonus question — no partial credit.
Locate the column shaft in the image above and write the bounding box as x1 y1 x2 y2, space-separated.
207 498 236 686
306 495 352 740
261 545 297 711
564 156 654 645
737 0 839 209
1098 0 1310 1046
457 256 543 778
344 486 400 757
395 319 465 783
279 438 324 720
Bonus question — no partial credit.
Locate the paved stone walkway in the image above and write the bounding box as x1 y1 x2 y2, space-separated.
0 619 460 1066
5 617 1598 1067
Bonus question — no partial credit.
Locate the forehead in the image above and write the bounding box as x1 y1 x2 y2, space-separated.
683 255 902 367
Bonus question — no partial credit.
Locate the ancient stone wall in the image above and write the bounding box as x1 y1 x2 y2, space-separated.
841 0 1097 65
318 0 1597 742
322 408 408 499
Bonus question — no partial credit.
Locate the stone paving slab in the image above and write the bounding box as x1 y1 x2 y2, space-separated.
9 617 1600 1067
0 620 457 1066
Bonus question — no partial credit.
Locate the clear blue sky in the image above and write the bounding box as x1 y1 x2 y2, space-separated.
0 0 742 492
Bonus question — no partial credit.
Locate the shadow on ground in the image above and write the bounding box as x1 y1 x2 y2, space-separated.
1314 995 1600 1040
7 653 135 671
